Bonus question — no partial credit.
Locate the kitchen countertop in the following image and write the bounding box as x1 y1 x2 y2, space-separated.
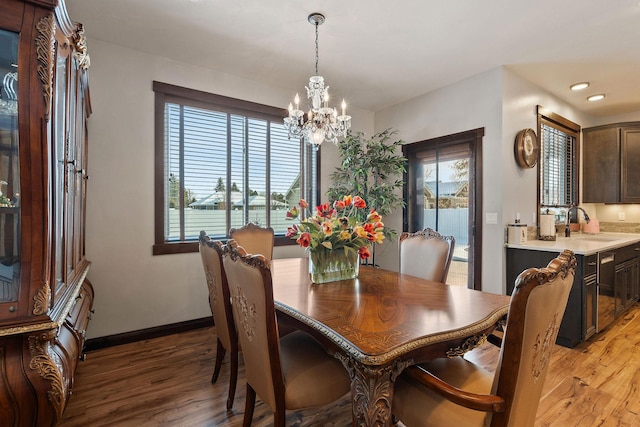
505 232 640 255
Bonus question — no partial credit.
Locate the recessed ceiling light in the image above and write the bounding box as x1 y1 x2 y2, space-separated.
587 94 605 102
570 82 590 91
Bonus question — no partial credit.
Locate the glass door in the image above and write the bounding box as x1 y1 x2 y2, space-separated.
53 40 68 297
416 146 470 286
0 29 20 304
403 129 483 289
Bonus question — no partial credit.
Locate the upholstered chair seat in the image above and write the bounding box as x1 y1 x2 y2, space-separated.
392 249 576 427
279 330 351 409
394 357 492 426
399 228 455 283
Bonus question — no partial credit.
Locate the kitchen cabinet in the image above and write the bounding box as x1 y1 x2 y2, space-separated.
583 122 640 203
506 248 595 347
0 1 93 425
507 240 640 348
614 259 638 316
614 242 640 315
583 265 598 340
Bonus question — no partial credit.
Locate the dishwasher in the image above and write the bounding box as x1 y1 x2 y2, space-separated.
597 252 616 332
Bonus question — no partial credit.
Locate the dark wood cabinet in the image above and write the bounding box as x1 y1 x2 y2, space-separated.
621 128 640 202
507 243 640 348
614 243 640 316
506 248 595 348
583 122 640 203
0 1 93 425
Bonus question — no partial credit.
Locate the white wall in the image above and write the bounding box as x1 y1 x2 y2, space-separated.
375 67 595 294
84 39 373 338
375 68 504 293
501 69 593 225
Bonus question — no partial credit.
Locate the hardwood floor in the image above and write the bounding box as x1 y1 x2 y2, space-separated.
59 304 640 426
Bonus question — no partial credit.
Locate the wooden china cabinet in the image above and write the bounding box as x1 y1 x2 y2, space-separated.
0 0 93 425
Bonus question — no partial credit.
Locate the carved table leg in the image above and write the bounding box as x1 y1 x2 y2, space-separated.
336 354 412 427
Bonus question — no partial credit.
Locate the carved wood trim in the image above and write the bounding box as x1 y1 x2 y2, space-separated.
72 23 90 70
33 281 51 315
336 353 413 426
446 334 488 357
28 330 66 419
35 14 55 122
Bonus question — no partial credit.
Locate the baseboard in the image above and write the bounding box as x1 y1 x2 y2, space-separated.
84 317 213 352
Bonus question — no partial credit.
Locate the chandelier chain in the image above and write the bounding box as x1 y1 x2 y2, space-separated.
315 21 319 75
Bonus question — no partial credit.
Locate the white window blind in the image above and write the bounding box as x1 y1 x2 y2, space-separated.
540 123 576 206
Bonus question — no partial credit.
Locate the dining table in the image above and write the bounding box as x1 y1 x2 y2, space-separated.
271 257 511 427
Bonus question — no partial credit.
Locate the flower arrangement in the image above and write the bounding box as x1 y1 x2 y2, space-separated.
285 195 385 260
286 195 385 283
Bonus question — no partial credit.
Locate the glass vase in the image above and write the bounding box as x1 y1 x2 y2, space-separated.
308 249 360 284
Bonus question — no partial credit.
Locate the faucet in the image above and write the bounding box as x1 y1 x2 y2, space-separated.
565 205 590 237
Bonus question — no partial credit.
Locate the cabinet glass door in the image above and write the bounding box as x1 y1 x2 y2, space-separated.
54 44 68 296
0 29 20 303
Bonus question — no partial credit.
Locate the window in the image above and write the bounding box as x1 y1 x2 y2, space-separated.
153 82 318 255
537 106 580 213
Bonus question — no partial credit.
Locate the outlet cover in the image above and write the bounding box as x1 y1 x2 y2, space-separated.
486 213 498 224
619 212 626 221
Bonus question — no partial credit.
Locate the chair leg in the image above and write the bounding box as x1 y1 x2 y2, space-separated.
212 338 226 383
243 383 256 427
274 405 286 427
226 346 238 410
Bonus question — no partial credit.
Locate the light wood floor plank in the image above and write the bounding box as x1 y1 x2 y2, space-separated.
59 304 640 426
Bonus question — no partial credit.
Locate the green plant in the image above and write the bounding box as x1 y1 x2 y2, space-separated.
327 129 407 239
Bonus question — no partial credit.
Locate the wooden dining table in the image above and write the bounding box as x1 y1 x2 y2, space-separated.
271 257 511 427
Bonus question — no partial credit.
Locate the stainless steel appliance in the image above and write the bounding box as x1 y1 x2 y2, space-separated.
597 251 616 332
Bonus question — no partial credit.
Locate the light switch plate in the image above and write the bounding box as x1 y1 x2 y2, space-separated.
486 212 498 224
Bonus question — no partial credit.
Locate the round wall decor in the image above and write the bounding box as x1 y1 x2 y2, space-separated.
514 128 538 168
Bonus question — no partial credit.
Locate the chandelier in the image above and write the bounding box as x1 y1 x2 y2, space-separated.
284 13 351 148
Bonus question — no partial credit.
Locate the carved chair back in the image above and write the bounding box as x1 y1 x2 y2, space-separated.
222 239 284 412
399 228 455 283
229 223 275 262
198 231 239 409
490 249 576 426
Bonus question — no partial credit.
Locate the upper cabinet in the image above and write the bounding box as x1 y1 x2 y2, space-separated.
0 0 94 425
583 122 640 204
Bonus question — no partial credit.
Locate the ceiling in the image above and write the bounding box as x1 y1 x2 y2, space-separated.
65 0 640 117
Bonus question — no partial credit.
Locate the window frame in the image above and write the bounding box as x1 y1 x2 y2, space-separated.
536 105 580 218
152 82 318 255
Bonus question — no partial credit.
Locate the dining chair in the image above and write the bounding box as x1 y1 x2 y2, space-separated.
198 231 239 410
392 249 577 427
399 228 455 283
222 239 351 427
229 223 275 262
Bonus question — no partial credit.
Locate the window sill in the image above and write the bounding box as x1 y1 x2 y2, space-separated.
153 236 296 255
